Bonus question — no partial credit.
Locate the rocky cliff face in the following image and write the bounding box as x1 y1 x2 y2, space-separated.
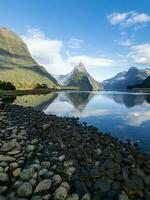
55 63 101 91
0 27 59 89
102 67 150 90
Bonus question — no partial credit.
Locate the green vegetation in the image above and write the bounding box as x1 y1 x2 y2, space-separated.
0 28 59 89
35 83 48 89
0 81 16 90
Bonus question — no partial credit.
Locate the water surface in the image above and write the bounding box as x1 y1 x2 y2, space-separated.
14 91 150 153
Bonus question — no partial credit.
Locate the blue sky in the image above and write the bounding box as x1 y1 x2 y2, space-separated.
0 0 150 80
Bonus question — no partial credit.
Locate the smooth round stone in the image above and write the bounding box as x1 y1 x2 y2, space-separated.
0 195 6 200
81 193 91 200
34 179 52 193
0 186 7 193
38 169 48 177
26 145 35 152
20 168 35 180
43 194 51 200
0 166 4 173
0 172 8 182
1 141 16 152
17 182 33 197
93 179 111 192
41 162 50 169
119 193 129 200
66 194 79 200
0 162 8 167
13 168 21 177
10 162 19 169
31 196 43 200
52 174 62 186
55 186 68 200
60 182 70 192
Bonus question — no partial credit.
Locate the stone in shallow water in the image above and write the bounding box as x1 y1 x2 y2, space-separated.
55 186 68 200
17 182 33 197
34 179 52 193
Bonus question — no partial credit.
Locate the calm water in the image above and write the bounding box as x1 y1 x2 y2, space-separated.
13 91 150 153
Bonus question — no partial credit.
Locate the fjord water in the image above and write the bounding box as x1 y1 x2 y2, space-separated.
14 91 150 153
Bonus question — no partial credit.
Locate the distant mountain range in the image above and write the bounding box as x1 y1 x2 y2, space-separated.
54 63 101 91
1 27 150 91
0 27 59 89
102 67 150 90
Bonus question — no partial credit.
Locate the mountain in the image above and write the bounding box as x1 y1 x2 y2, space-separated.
142 75 150 87
0 27 59 89
55 63 101 91
102 67 150 90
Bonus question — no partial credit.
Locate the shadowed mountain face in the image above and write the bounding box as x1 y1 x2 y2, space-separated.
103 67 150 90
54 63 101 91
0 27 59 89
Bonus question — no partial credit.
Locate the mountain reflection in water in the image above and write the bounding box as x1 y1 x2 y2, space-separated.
12 91 150 152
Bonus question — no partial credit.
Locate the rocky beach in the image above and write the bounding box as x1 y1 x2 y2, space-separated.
0 104 150 200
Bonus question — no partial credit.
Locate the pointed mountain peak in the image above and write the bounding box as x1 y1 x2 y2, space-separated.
73 62 87 72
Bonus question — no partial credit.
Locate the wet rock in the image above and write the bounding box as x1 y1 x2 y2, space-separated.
34 179 52 193
17 182 33 197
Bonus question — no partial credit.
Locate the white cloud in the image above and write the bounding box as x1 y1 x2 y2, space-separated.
67 55 114 67
115 38 133 47
21 28 72 75
21 28 116 77
129 43 150 65
107 11 150 28
68 38 84 48
125 111 150 127
107 12 129 25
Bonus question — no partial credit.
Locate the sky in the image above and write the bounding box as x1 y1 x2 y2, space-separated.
0 0 150 81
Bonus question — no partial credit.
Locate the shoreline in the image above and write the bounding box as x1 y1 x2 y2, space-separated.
0 104 150 199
